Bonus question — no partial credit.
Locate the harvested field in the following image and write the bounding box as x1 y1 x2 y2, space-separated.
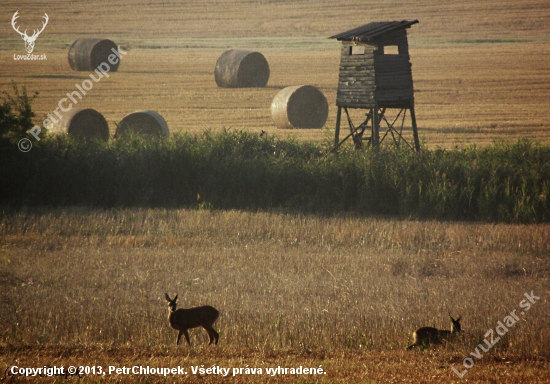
0 208 549 382
1 0 549 148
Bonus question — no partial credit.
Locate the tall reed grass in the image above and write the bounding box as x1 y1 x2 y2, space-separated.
1 130 549 223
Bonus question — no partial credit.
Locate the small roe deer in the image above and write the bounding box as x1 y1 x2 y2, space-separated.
407 314 462 350
165 293 219 345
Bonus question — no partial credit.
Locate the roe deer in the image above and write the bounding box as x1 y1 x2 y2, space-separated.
407 314 462 350
165 293 219 345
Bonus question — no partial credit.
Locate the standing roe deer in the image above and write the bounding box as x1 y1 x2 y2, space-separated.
165 293 219 345
407 314 462 350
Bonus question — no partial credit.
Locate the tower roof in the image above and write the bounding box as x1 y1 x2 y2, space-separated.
330 20 418 42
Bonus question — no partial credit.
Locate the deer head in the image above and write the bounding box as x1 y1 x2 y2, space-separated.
11 11 49 54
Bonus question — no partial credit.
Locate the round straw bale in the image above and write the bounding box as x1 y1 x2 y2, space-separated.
68 38 120 71
215 50 270 88
48 108 109 142
271 85 329 129
115 110 169 138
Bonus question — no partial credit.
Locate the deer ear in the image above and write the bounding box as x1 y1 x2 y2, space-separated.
165 293 171 301
174 295 178 301
456 316 462 322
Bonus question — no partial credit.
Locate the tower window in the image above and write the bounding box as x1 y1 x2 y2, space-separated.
350 45 365 55
384 45 399 54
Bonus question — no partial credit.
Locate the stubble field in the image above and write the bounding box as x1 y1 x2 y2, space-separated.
1 0 550 382
1 208 549 383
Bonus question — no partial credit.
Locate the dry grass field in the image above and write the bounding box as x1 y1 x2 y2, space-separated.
1 0 550 382
0 208 549 382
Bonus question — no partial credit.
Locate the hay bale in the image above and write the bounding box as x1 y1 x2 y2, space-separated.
115 110 169 138
68 38 120 71
215 50 270 88
271 85 328 129
49 108 109 142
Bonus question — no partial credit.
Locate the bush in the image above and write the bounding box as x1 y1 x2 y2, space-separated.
0 83 38 145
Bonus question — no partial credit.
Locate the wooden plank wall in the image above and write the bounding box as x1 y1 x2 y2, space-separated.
336 42 376 108
374 31 414 106
336 29 414 109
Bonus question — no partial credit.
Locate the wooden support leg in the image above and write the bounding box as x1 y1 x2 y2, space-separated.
334 106 342 147
410 106 420 152
372 104 380 149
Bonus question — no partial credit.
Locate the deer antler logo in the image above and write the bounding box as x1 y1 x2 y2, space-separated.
11 11 49 54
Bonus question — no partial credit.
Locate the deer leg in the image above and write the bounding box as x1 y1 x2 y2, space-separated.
204 325 219 345
182 329 191 345
212 328 219 345
176 331 183 345
205 328 214 345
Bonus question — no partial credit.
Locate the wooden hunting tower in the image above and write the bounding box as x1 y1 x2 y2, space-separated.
330 20 420 151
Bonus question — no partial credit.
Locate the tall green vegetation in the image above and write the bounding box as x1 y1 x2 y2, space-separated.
1 128 549 223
